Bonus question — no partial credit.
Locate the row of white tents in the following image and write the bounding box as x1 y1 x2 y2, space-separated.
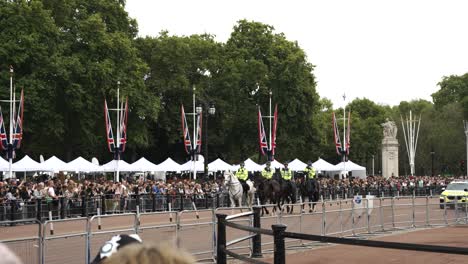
1 155 367 178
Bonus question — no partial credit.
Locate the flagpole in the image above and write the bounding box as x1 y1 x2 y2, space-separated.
342 94 346 176
116 81 120 182
269 90 272 161
9 66 13 179
192 85 196 181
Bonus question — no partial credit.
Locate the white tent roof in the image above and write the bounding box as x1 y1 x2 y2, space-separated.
12 155 47 172
156 157 182 172
130 157 160 172
333 160 366 171
0 157 9 171
208 158 234 172
180 156 205 172
313 158 336 171
288 158 307 171
243 158 264 171
261 159 285 169
66 157 100 172
100 159 134 172
43 156 69 172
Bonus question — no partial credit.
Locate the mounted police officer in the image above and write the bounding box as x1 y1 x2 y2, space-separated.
235 161 249 194
261 161 273 181
304 161 316 180
281 162 296 190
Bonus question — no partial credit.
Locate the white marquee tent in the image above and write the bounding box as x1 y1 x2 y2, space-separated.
180 156 205 172
208 158 234 172
312 158 336 172
0 157 10 171
100 159 134 172
243 158 264 171
43 156 69 172
288 158 307 171
333 160 367 179
156 157 182 172
261 159 285 169
12 155 47 172
66 156 100 172
130 157 160 172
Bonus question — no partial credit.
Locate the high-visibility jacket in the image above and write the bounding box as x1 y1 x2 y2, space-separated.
262 169 273 180
281 168 292 180
235 168 248 181
304 166 316 179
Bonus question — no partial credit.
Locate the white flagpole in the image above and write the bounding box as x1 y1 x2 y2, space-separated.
269 90 272 161
116 81 120 182
193 85 196 180
342 94 347 176
9 66 13 179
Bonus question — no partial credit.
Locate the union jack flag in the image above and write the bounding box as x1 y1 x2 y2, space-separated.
271 104 278 155
12 89 23 149
104 100 115 152
119 97 128 152
195 112 202 153
333 112 342 155
346 111 351 155
181 105 192 154
258 108 268 155
0 106 8 150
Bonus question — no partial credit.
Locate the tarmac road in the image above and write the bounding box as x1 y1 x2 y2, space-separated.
0 196 462 264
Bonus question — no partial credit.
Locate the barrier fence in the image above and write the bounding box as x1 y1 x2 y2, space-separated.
0 194 467 264
0 186 445 223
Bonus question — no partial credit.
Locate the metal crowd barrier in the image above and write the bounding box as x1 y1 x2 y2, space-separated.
1 194 467 264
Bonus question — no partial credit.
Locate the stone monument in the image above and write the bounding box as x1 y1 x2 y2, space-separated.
381 118 399 178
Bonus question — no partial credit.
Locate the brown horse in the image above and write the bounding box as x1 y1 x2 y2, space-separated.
253 174 281 216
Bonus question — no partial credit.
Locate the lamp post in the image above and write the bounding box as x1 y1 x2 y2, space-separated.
430 149 435 177
197 103 215 179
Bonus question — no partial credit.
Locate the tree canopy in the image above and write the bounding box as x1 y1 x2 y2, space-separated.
0 0 465 176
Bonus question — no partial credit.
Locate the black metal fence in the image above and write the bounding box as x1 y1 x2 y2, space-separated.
216 206 468 264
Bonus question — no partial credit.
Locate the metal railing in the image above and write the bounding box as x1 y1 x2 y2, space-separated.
0 193 467 264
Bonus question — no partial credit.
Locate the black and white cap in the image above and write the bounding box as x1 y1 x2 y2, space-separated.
91 234 142 263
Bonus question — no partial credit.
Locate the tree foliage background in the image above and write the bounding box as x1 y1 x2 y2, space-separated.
0 0 466 176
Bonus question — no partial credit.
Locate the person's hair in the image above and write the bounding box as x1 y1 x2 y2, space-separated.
102 243 195 264
0 243 23 264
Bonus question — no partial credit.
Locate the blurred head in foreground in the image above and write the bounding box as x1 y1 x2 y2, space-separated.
0 243 23 264
102 243 195 264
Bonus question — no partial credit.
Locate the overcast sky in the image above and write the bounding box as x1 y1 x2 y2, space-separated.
125 0 468 108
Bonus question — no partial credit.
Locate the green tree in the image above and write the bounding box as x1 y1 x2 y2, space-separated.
223 20 320 163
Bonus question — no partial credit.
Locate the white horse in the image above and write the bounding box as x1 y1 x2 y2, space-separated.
224 171 256 208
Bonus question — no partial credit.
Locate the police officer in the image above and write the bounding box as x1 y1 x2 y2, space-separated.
304 161 316 179
281 162 297 193
262 161 273 180
235 162 249 193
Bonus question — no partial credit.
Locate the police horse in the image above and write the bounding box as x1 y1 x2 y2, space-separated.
277 174 297 214
253 173 281 216
223 171 255 208
298 176 320 213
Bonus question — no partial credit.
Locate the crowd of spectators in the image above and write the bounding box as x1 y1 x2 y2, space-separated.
0 174 463 205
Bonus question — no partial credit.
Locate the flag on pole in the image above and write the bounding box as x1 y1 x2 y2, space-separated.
346 111 351 155
119 97 128 152
271 104 278 155
195 112 202 153
258 108 268 155
104 100 115 152
0 107 8 150
12 89 23 149
181 105 192 154
333 112 342 155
